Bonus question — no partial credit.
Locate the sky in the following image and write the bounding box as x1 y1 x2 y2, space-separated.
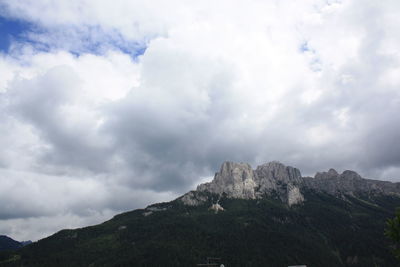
0 0 400 241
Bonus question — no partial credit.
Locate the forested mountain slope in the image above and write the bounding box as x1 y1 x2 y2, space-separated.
1 161 399 267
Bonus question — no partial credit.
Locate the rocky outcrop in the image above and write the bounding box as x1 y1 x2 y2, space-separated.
182 161 400 207
195 161 305 206
181 191 209 206
254 161 303 199
287 184 304 206
197 162 257 199
303 169 400 196
314 168 339 179
255 161 302 185
209 203 224 213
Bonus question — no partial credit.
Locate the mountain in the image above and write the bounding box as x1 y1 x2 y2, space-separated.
0 236 22 251
0 236 31 252
1 161 400 267
186 161 400 206
19 241 32 247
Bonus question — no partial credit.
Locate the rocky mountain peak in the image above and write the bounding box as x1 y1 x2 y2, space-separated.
183 160 400 207
315 168 339 179
197 161 256 199
341 170 362 180
328 168 339 176
217 161 254 183
314 168 363 181
194 161 304 206
255 161 302 184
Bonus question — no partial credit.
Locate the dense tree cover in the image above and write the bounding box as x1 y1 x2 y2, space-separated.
1 190 400 267
385 208 400 259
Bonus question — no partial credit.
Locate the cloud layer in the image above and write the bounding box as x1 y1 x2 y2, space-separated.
0 0 400 240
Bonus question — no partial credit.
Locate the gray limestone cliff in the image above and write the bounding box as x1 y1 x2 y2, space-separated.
303 168 400 196
196 162 257 199
183 161 305 206
180 161 400 207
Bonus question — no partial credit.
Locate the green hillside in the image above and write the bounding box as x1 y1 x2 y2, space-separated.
1 190 399 267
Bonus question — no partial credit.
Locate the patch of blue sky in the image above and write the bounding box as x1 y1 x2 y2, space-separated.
120 43 147 59
109 39 147 60
0 15 147 60
73 39 147 59
0 16 33 53
84 28 148 59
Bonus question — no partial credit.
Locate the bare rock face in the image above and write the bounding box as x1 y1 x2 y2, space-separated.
182 160 400 207
209 203 224 213
303 168 400 196
181 191 208 206
255 161 302 184
197 162 257 199
196 161 304 205
254 161 302 196
287 184 304 206
315 168 339 179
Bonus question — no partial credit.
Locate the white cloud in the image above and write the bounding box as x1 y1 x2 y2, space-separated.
0 0 400 240
0 168 177 241
0 212 115 242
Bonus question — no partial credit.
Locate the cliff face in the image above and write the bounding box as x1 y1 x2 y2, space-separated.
303 169 400 196
188 161 304 206
196 162 257 199
182 161 400 206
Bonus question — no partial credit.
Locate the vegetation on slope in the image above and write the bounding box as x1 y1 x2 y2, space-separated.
1 190 399 267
